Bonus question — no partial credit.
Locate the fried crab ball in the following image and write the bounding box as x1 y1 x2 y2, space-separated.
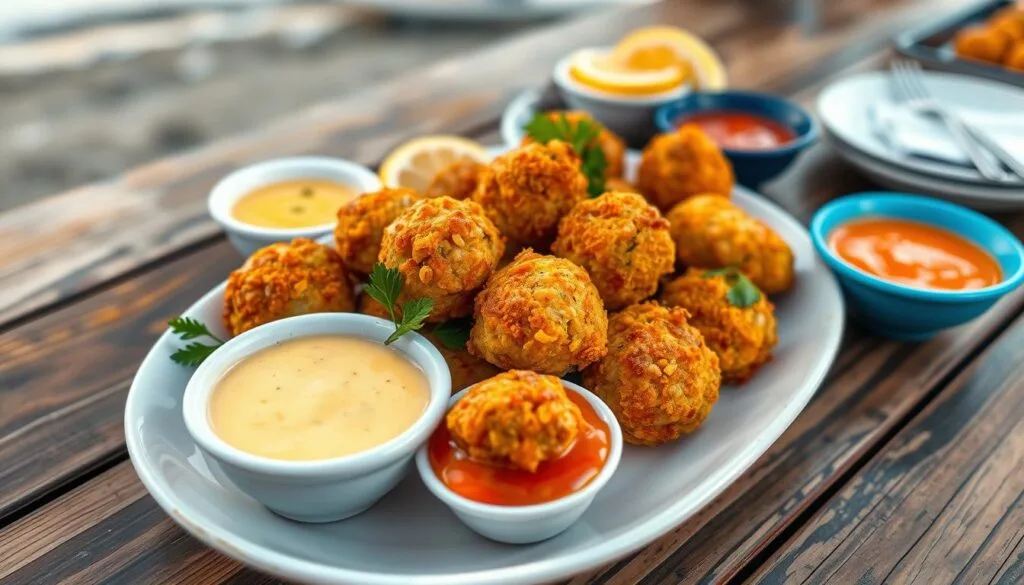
522 111 626 178
1005 42 1024 71
666 194 795 295
583 302 720 446
378 196 504 322
954 25 1011 63
991 13 1024 42
551 191 675 310
659 268 777 384
636 124 735 211
425 158 485 200
224 238 354 336
447 370 582 472
472 141 588 249
468 250 608 375
334 187 421 275
604 177 640 194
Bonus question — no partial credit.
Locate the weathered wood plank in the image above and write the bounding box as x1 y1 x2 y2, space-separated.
0 0 969 328
749 312 1024 585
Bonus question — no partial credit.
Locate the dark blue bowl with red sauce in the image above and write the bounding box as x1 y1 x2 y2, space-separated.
654 91 817 188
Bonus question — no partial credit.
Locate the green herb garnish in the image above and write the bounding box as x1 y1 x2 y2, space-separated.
432 317 473 350
524 112 607 198
365 263 435 345
168 317 225 367
703 266 762 308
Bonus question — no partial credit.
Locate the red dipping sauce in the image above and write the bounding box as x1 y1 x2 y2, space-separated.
428 390 611 506
681 110 796 150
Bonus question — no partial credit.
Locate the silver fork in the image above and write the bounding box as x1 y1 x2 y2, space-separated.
889 59 1007 182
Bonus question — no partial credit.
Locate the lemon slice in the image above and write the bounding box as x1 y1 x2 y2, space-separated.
611 26 727 90
569 48 686 96
378 135 490 192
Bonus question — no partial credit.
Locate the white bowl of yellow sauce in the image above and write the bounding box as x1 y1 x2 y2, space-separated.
182 313 451 523
208 157 381 256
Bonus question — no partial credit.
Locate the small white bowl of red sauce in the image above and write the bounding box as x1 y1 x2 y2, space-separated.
654 90 817 187
208 157 381 256
415 376 623 544
811 192 1024 341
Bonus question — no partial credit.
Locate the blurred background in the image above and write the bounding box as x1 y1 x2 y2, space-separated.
0 0 632 211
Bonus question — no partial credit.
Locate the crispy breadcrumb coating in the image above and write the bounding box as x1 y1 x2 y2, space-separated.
659 268 777 383
447 370 582 472
955 25 1012 63
472 141 587 249
637 124 735 211
666 194 794 295
552 191 675 310
426 158 485 200
334 187 421 275
582 302 720 446
378 196 504 322
224 238 354 336
522 110 626 178
468 250 608 375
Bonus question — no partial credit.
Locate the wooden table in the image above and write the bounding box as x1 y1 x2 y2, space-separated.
2 1 1023 583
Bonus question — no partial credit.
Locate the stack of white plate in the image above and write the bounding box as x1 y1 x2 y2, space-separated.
817 71 1024 211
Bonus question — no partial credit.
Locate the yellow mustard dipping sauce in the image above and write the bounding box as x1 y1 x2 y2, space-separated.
231 179 357 229
209 335 429 461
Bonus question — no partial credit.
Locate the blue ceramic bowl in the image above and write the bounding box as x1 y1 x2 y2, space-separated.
654 91 817 188
810 193 1024 341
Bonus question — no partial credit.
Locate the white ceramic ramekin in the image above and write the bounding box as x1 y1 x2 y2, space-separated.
182 313 451 523
552 50 689 146
415 379 623 544
208 157 381 257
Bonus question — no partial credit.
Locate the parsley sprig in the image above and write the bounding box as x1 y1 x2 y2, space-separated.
524 112 607 198
703 266 763 308
365 263 434 345
168 317 225 367
432 317 472 350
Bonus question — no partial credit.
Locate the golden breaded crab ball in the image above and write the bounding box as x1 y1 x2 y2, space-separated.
636 124 735 211
378 196 504 322
468 250 608 376
666 194 795 295
552 191 675 310
659 268 777 384
582 302 720 446
521 110 627 179
224 238 355 336
447 370 582 472
425 158 485 201
472 141 588 249
334 187 421 275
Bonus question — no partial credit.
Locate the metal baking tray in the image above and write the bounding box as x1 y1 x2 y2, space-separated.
896 0 1024 88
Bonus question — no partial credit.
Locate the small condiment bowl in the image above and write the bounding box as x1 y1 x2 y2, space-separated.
810 192 1024 341
415 380 623 544
552 50 689 147
182 313 451 523
654 90 818 187
208 156 380 257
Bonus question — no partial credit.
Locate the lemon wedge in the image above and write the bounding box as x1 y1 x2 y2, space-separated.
569 48 686 96
610 26 727 90
378 135 490 193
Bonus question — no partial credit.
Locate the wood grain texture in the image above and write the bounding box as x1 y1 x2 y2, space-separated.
0 0 968 328
750 312 1024 585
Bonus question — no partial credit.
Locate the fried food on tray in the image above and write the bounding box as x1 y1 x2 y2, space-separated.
582 302 720 446
552 191 675 310
954 25 1012 64
334 187 421 275
379 196 504 322
666 194 794 295
425 158 485 200
604 177 640 194
224 238 354 336
636 124 734 211
522 111 626 178
659 268 777 384
472 141 588 249
468 250 608 375
1005 41 1024 71
991 13 1024 42
447 370 582 472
